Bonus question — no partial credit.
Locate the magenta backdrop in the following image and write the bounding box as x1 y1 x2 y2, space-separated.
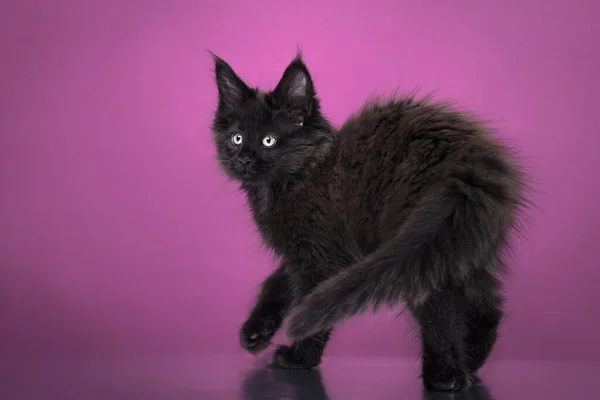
1 0 599 362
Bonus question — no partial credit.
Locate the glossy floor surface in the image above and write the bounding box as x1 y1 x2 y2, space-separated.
3 355 598 399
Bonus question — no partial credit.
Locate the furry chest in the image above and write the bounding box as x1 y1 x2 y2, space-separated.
254 215 308 257
249 185 349 260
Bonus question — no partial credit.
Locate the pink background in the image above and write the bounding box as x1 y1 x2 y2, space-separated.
1 0 599 363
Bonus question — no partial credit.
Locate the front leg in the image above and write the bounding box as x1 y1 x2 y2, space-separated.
271 329 332 369
268 225 360 370
270 267 335 370
240 264 291 354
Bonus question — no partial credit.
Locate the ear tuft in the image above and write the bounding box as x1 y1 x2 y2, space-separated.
273 53 315 113
210 52 250 110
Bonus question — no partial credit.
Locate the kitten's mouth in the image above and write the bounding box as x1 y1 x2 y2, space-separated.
234 166 258 181
239 172 256 180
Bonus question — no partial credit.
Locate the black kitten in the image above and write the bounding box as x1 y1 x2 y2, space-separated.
210 52 526 392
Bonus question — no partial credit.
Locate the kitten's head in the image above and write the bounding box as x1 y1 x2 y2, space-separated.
210 53 333 186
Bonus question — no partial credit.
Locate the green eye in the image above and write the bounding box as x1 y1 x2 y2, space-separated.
262 135 277 147
231 133 243 145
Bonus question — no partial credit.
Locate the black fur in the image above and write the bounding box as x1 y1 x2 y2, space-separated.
210 52 526 392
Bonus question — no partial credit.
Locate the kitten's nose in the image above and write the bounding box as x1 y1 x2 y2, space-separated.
240 157 252 166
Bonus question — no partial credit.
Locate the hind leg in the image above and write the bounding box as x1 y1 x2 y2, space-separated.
413 289 472 391
460 269 504 374
464 293 503 373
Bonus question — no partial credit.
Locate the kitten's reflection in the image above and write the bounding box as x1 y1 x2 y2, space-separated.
241 367 330 400
424 381 496 400
241 365 494 400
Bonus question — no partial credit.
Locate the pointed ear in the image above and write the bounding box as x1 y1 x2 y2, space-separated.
273 54 315 116
211 53 250 110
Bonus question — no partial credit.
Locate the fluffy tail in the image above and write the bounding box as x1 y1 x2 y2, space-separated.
286 172 524 340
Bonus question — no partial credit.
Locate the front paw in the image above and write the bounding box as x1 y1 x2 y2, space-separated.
270 344 321 370
240 315 278 354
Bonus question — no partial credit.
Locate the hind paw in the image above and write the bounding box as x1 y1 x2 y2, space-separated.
423 367 473 392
